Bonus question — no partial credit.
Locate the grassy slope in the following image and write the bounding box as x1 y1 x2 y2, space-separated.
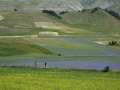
0 9 120 57
0 67 120 90
0 11 80 35
0 9 120 36
61 9 120 35
0 11 47 35
0 38 53 56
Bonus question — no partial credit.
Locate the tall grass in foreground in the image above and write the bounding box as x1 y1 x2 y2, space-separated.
0 67 120 90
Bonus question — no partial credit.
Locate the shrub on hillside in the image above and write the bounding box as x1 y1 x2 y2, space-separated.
42 10 62 19
108 41 118 46
14 8 18 12
59 11 68 15
58 53 62 56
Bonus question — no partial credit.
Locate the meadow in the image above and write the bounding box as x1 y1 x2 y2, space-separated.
0 1 120 90
0 67 120 90
0 38 53 56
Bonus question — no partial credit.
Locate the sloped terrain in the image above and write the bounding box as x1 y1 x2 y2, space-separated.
60 8 120 35
0 0 120 57
0 0 119 13
0 38 53 56
0 8 120 36
0 11 77 35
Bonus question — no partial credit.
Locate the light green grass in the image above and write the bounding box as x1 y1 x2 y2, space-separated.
0 67 120 90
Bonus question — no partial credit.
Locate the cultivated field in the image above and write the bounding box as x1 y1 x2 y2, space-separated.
0 1 120 90
0 67 120 90
0 38 54 56
0 0 120 90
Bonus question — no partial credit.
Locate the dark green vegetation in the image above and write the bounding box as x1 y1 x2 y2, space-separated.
0 67 120 90
108 40 120 46
105 9 120 20
42 10 62 19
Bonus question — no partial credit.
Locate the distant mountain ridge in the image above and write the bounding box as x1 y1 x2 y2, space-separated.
0 0 119 13
0 0 120 24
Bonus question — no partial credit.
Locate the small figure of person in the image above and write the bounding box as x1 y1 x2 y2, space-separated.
44 62 47 68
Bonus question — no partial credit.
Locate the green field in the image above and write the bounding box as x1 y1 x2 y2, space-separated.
0 11 82 36
0 1 120 90
1 9 120 36
61 9 120 35
0 67 120 90
0 36 119 57
0 38 54 56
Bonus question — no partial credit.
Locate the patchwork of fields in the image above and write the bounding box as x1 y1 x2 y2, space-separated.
0 1 120 90
0 10 120 70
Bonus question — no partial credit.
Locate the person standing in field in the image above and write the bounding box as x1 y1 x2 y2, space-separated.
44 62 47 68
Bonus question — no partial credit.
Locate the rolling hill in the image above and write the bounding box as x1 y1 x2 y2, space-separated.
0 0 120 57
60 8 120 35
0 7 120 36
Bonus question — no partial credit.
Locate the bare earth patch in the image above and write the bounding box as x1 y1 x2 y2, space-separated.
34 22 62 29
34 22 79 33
94 41 108 45
39 31 59 36
0 15 4 21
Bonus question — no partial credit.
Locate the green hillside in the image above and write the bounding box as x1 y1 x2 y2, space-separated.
0 11 83 35
61 8 120 35
0 38 53 56
0 1 120 57
0 8 120 36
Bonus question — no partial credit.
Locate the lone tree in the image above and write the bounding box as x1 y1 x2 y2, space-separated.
58 53 62 56
102 66 110 72
14 8 18 12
